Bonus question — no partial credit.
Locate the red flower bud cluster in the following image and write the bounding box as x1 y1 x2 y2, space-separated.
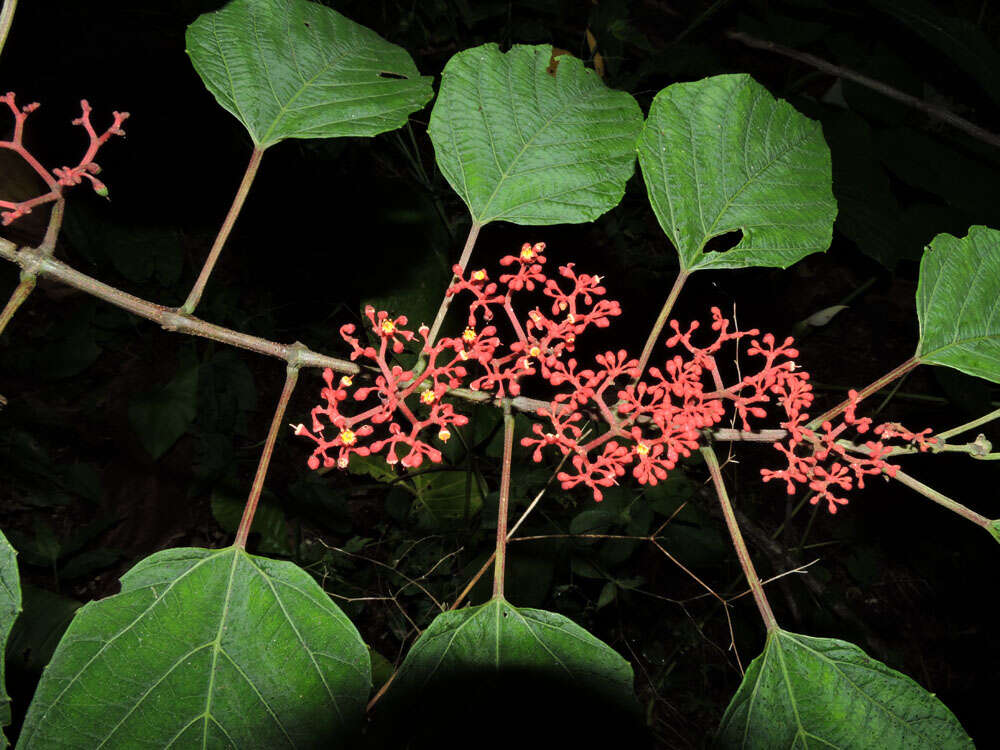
294 306 472 469
762 389 936 513
1 93 128 226
296 243 935 513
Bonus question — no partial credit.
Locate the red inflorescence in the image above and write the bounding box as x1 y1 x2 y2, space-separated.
0 93 128 226
295 243 935 512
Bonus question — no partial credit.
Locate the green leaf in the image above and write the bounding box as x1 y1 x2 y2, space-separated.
127 359 199 460
6 585 80 678
186 0 433 148
19 547 371 748
411 469 483 528
822 112 917 269
377 598 642 743
987 519 1000 545
1 530 22 747
716 629 972 748
915 226 1000 383
428 43 642 226
867 0 1000 108
637 74 836 272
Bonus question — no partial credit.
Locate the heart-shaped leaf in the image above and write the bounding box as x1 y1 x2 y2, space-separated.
716 630 972 748
411 469 483 528
0 530 21 748
915 226 1000 383
127 360 199 460
19 547 371 748
428 44 642 226
187 0 433 148
375 598 642 744
637 74 836 272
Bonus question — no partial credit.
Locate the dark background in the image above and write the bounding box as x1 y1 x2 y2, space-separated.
2 0 1000 746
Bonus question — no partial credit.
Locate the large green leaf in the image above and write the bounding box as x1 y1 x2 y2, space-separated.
915 226 1000 383
637 74 836 272
127 359 199 460
187 0 433 148
376 597 643 744
19 547 370 748
410 469 483 528
0 530 21 748
716 629 972 748
428 43 642 226
866 0 1000 108
823 112 918 269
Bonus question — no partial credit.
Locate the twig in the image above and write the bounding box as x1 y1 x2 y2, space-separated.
726 30 1000 150
0 240 355 372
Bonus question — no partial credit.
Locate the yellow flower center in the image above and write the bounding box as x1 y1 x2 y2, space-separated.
529 346 541 358
636 443 649 456
340 375 353 387
421 390 436 404
459 350 469 361
520 246 534 261
339 429 357 446
438 428 451 442
381 319 396 335
463 327 477 342
337 456 349 469
472 269 486 281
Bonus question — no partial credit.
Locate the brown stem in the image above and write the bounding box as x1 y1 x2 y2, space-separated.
493 401 515 599
235 365 299 549
726 30 1000 150
0 272 33 338
807 357 919 430
0 240 355 372
180 146 265 315
701 445 778 632
0 0 17 59
426 221 481 346
889 467 992 530
636 269 689 377
0 237 802 452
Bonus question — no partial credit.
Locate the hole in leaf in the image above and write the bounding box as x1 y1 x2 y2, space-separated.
703 229 743 254
378 71 409 80
303 21 310 27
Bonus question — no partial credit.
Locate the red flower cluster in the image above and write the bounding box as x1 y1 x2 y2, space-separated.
296 243 934 512
1 93 128 226
762 389 936 513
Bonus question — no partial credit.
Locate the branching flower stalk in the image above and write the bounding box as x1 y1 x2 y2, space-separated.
0 94 128 226
0 94 127 335
297 242 950 521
